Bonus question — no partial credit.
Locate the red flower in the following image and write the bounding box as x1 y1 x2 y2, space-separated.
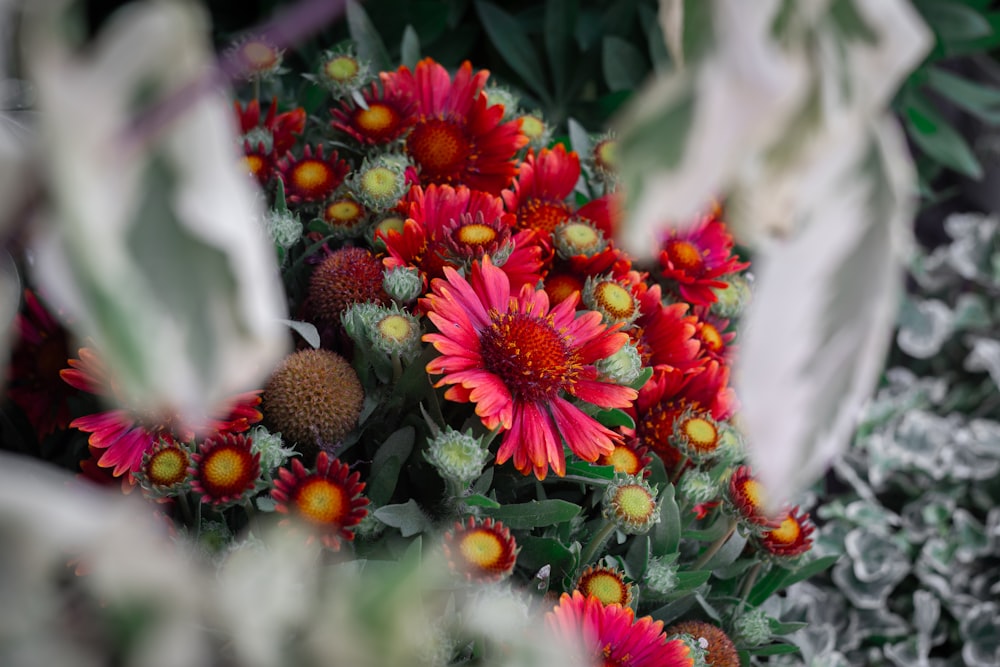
61 348 262 478
727 465 782 530
503 144 578 236
277 144 350 206
191 433 261 506
632 284 702 373
657 215 749 307
758 506 815 557
234 97 305 156
442 516 518 583
5 289 78 437
546 591 693 667
382 58 526 194
421 257 636 479
271 452 369 551
331 80 415 146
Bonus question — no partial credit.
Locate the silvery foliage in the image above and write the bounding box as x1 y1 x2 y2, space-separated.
615 0 931 508
0 452 577 667
758 212 1000 667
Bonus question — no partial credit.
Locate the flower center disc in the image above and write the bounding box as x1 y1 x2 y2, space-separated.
544 273 584 305
242 41 278 69
667 240 704 273
594 282 635 320
559 222 601 253
361 166 398 197
292 160 334 194
581 572 628 606
614 485 655 522
459 529 504 569
243 155 266 179
479 312 571 402
407 118 469 176
203 447 250 490
769 515 801 544
520 115 545 140
682 417 718 452
638 403 684 469
325 199 364 224
595 139 618 171
603 444 642 475
455 223 497 246
375 216 406 237
355 103 401 138
701 323 724 351
378 314 413 343
296 478 347 525
325 55 359 82
149 448 188 486
521 200 572 233
740 479 766 512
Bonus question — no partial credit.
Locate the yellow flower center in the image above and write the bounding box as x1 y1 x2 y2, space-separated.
769 515 801 544
376 216 406 237
325 198 365 224
296 478 347 525
361 166 399 197
581 571 629 606
666 240 704 273
203 448 250 490
148 448 188 486
595 139 618 171
520 115 545 140
459 529 504 569
557 222 601 253
241 40 279 70
593 281 635 321
700 322 724 351
243 155 266 178
741 479 766 512
325 55 359 82
355 103 400 137
681 416 719 453
521 199 572 233
602 444 642 475
407 119 469 176
378 314 413 343
292 160 333 192
544 273 585 305
613 484 655 522
456 223 497 246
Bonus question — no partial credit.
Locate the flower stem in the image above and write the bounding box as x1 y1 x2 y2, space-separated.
176 492 194 526
391 352 403 384
670 455 690 485
579 520 617 568
692 517 737 570
739 561 764 602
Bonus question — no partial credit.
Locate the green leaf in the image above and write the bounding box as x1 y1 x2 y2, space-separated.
902 93 983 179
517 536 576 579
638 3 671 73
544 0 577 101
277 319 320 348
919 0 993 43
651 483 681 556
701 530 747 571
367 426 415 506
567 117 592 158
474 1 551 102
649 594 696 625
346 0 391 72
673 569 712 592
623 534 650 580
400 25 420 70
769 620 809 635
602 35 648 92
461 493 501 509
564 460 617 482
481 499 581 529
926 67 1000 123
750 643 801 657
374 499 433 537
594 408 635 429
747 566 792 607
782 554 840 587
628 365 654 390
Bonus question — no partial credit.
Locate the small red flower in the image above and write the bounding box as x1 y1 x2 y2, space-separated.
727 465 781 530
331 80 415 146
658 215 749 307
758 506 815 557
442 516 518 582
576 565 631 607
191 433 261 506
504 144 579 236
278 144 350 205
271 452 369 550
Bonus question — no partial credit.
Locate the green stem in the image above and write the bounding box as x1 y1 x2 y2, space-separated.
176 492 194 526
670 455 690 485
244 499 262 538
579 520 617 568
692 517 737 570
739 561 764 602
391 352 403 384
480 425 502 450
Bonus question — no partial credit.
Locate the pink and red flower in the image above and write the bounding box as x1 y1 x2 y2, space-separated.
421 256 637 479
657 215 749 307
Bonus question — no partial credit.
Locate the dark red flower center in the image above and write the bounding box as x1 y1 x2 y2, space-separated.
637 402 684 469
479 312 573 402
519 199 572 234
544 272 585 305
407 118 469 178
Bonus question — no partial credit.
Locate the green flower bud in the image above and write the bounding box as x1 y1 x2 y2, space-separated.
383 266 423 303
732 607 773 647
596 343 644 386
348 154 411 212
425 427 489 487
677 470 719 506
265 208 303 249
710 272 752 319
645 556 679 596
248 424 298 477
603 474 661 535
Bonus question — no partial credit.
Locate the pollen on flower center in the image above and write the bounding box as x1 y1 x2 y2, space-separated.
204 448 248 487
602 444 642 475
325 55 359 82
520 115 545 140
615 485 655 519
360 166 399 197
701 323 723 351
292 160 333 190
356 103 398 133
479 312 572 401
325 199 365 224
559 222 601 252
408 119 469 174
378 314 413 343
521 199 572 233
593 282 635 319
243 155 266 177
459 530 504 567
149 448 188 486
455 223 497 246
666 240 704 273
741 479 766 509
681 417 718 451
297 478 347 524
769 515 801 544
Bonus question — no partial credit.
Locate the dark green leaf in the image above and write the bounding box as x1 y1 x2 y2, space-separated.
623 535 650 580
926 67 1000 123
919 0 993 42
750 643 801 657
702 531 747 571
544 0 577 102
782 554 840 586
594 408 635 429
368 426 415 506
769 620 809 635
564 460 617 482
649 594 696 625
517 536 576 578
374 499 433 537
673 569 712 591
747 566 793 607
638 3 671 73
829 0 879 44
628 366 654 390
298 82 328 116
482 499 581 529
400 25 420 70
902 93 983 179
651 483 681 556
461 493 501 509
346 0 392 72
602 35 648 92
474 1 551 102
